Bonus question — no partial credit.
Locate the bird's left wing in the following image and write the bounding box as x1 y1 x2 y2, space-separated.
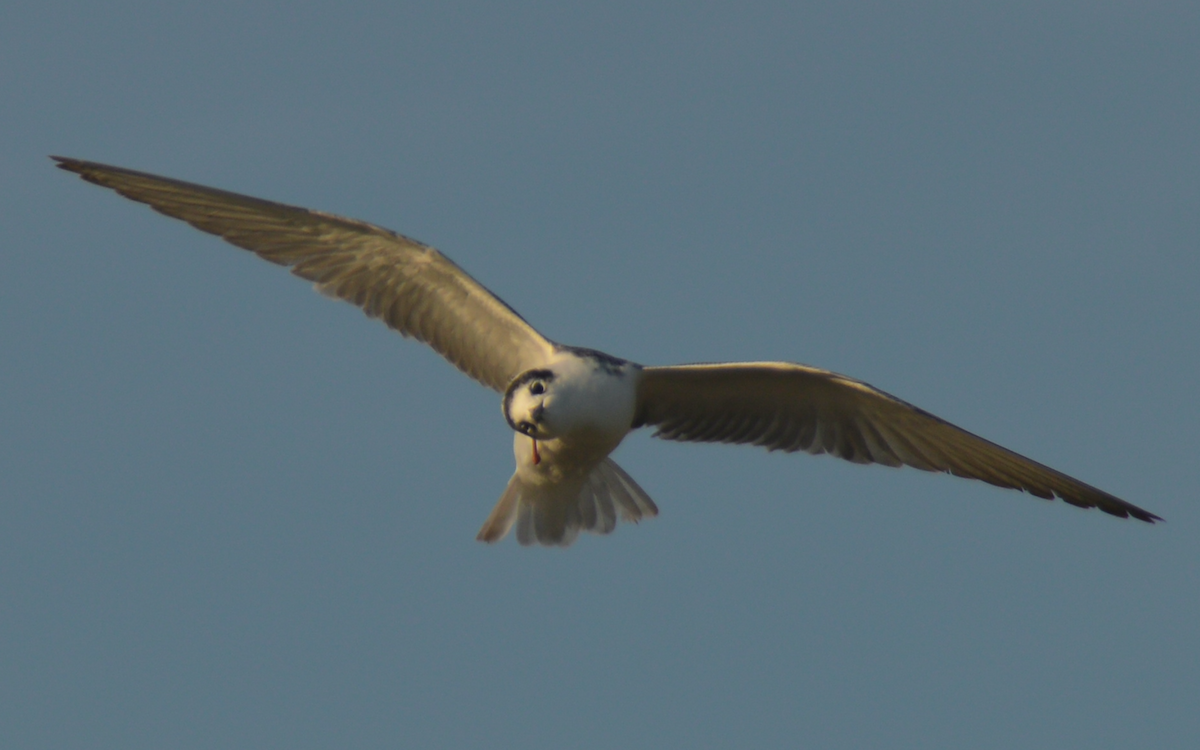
54 157 555 392
634 362 1159 522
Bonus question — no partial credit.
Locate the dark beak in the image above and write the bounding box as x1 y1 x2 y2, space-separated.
518 405 545 436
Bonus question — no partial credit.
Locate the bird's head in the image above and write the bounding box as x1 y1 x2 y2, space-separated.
503 368 557 439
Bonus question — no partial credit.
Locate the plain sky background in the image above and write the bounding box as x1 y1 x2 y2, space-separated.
3 2 1198 748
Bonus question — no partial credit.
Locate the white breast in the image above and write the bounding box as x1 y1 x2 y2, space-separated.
540 350 639 446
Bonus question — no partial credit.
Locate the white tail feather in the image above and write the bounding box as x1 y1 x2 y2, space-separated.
476 459 658 546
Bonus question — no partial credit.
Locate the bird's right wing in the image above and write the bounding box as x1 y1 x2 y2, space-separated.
54 157 555 392
635 362 1159 522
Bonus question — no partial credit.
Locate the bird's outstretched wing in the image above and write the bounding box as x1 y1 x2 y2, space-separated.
54 157 555 392
635 362 1159 522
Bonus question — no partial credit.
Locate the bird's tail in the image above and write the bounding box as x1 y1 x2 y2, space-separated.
476 459 658 546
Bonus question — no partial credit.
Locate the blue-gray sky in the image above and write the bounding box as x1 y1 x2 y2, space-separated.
3 2 1198 748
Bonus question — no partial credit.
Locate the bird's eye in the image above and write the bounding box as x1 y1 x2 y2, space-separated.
530 382 545 395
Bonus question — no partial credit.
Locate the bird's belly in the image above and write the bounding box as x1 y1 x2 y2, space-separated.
512 428 625 485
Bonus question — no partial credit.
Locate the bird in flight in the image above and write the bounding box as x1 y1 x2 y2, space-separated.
54 157 1160 545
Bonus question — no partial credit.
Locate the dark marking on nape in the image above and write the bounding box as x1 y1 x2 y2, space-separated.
503 369 556 432
558 345 632 376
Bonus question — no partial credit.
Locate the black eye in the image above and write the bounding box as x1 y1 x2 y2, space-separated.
530 382 545 395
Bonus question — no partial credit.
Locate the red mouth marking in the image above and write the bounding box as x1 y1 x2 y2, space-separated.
532 438 541 465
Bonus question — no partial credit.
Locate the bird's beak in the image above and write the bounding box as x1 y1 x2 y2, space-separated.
518 405 547 439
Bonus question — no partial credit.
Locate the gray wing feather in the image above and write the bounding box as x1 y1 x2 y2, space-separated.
634 362 1159 522
54 157 554 392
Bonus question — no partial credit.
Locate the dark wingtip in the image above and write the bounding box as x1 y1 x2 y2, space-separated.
51 156 122 190
51 155 92 176
1135 509 1164 524
1103 502 1163 524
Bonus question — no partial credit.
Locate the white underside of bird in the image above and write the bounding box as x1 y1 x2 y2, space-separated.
53 157 1161 546
482 348 653 545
